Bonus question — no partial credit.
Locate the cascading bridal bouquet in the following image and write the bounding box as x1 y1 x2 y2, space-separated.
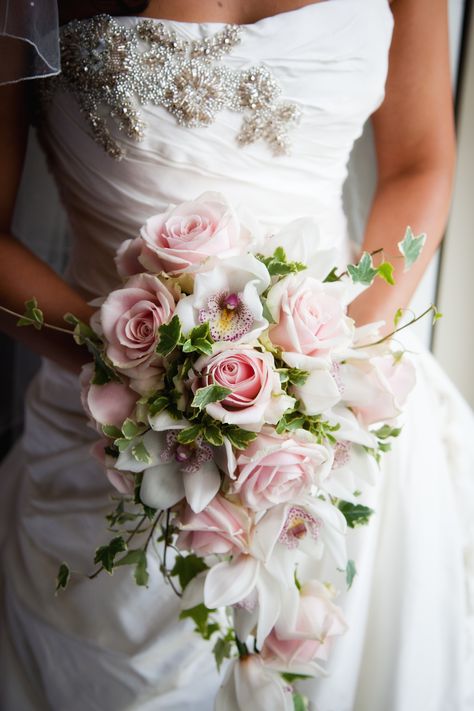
4 192 435 710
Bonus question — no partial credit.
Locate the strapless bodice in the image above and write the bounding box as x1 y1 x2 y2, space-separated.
39 0 393 298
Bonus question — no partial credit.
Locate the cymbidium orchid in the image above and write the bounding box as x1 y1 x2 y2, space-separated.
215 655 294 711
115 429 221 513
175 254 271 344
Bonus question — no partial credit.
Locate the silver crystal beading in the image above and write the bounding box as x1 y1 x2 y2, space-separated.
45 15 301 159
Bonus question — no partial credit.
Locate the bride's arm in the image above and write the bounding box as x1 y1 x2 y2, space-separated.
348 0 455 331
0 81 94 372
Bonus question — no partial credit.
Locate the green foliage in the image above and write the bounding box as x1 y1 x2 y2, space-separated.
17 298 44 330
121 419 144 440
182 322 214 356
223 425 258 450
338 501 374 528
191 384 232 411
213 630 235 671
256 246 306 277
323 267 342 283
276 405 340 444
170 553 208 590
106 499 140 529
373 424 402 440
55 562 71 593
393 307 404 328
347 252 378 285
147 393 170 417
94 536 127 573
156 315 182 356
179 604 220 640
278 368 309 386
292 692 309 711
116 549 149 586
63 312 98 345
376 261 395 285
177 424 203 445
398 226 426 271
131 441 152 464
202 423 224 447
345 559 357 589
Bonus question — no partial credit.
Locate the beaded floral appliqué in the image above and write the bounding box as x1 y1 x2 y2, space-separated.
51 15 301 159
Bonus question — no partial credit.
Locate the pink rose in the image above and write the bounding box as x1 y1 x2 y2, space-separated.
232 429 330 510
340 353 416 426
114 237 143 278
176 495 251 556
193 347 295 431
80 363 138 430
262 580 347 673
100 273 175 369
266 274 354 367
137 192 248 275
91 439 135 495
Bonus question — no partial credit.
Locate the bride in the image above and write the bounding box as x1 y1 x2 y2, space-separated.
0 0 473 709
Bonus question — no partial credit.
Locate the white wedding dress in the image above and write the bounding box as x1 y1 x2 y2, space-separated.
1 1 473 710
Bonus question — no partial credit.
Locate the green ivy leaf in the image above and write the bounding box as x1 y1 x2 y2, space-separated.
116 549 149 586
376 261 395 285
148 394 169 417
292 692 309 711
176 424 203 445
347 252 378 286
63 312 98 345
131 441 152 464
256 247 306 277
55 562 70 593
170 553 208 590
345 559 357 589
223 425 258 450
203 424 224 447
212 630 235 671
17 297 44 330
393 307 404 328
192 384 232 411
432 308 443 324
156 315 182 357
338 501 374 528
179 604 220 640
398 226 426 271
373 424 402 439
181 323 214 355
121 419 142 440
102 424 122 439
323 267 342 283
94 536 127 573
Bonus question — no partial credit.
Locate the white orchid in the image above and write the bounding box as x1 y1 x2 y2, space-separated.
115 429 221 513
175 254 270 344
215 655 294 711
203 496 347 648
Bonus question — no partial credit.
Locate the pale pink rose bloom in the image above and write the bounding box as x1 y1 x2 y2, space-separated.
80 363 138 430
340 353 416 426
114 237 143 278
100 273 175 369
193 347 294 431
137 192 248 275
232 429 330 510
215 655 293 711
275 580 348 645
262 581 347 674
266 273 354 366
176 494 251 556
91 439 135 495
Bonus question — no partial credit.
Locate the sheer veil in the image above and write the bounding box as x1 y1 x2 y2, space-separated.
0 0 60 84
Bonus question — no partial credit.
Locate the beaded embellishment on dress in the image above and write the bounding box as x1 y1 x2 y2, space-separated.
50 15 301 159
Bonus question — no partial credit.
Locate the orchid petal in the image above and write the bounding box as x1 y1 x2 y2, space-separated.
182 461 221 513
204 555 259 609
140 462 185 509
